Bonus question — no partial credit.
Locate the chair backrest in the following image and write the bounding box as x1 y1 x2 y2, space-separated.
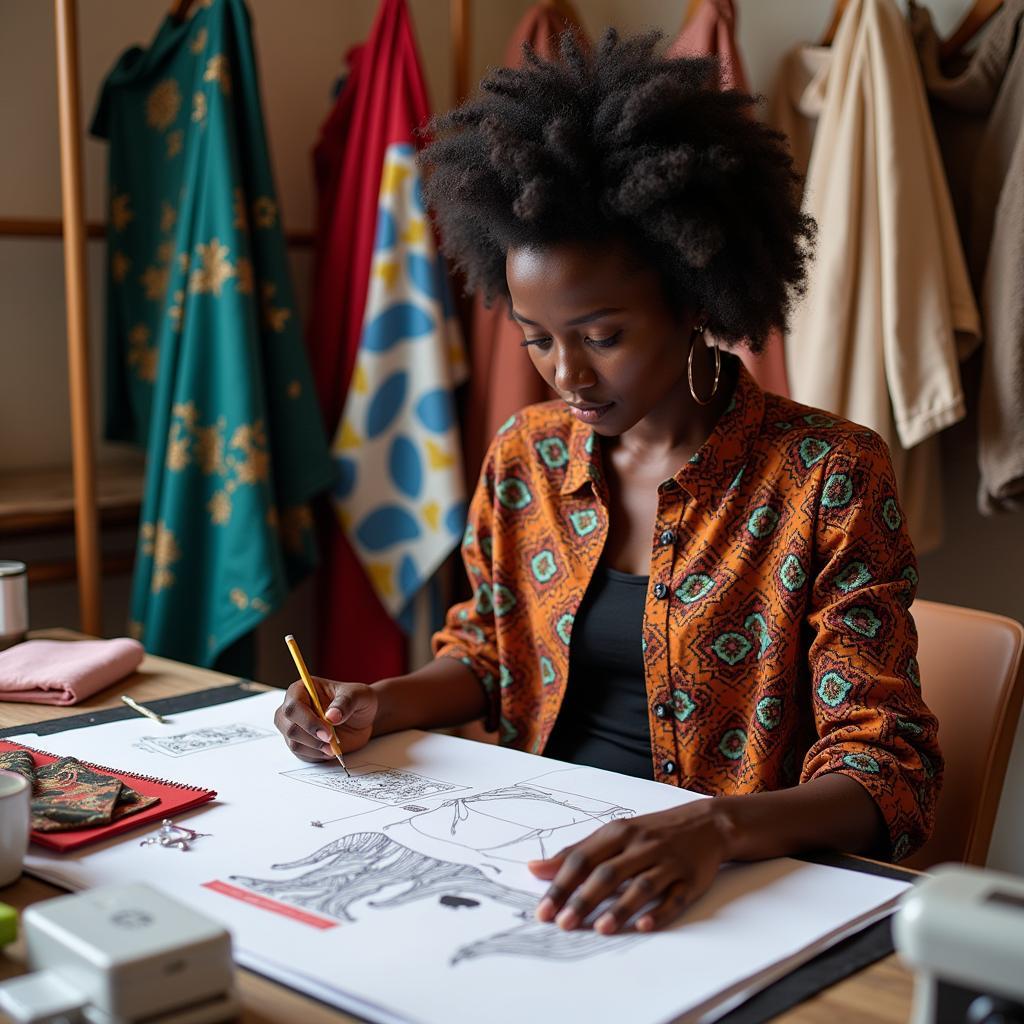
905 599 1024 870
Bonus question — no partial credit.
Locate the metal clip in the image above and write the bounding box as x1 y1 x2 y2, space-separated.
139 818 211 851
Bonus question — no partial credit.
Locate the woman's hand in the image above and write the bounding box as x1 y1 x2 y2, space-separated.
528 800 734 934
274 677 378 762
527 775 885 934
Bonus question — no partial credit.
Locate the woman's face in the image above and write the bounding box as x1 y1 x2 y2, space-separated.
505 240 697 437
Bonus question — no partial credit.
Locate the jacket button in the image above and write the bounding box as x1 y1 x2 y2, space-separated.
659 530 676 546
662 760 677 775
654 703 669 719
653 582 669 600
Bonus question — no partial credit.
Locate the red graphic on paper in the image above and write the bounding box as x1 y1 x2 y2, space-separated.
202 880 338 930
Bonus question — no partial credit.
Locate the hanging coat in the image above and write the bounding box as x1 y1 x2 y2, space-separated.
666 0 791 398
910 0 1024 514
772 0 980 554
462 3 590 487
311 0 467 681
92 0 334 666
666 0 749 92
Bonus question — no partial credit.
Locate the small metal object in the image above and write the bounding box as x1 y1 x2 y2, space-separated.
687 322 722 406
139 818 211 851
0 561 28 651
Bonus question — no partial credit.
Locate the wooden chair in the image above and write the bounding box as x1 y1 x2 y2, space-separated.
904 600 1024 870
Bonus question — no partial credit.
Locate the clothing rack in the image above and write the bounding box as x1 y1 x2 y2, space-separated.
54 0 100 636
0 0 472 639
0 217 317 248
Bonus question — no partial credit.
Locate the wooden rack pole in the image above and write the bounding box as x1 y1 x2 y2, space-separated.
451 0 470 105
0 216 316 248
54 0 102 637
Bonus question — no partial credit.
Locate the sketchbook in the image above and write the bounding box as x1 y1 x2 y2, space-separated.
10 691 910 1024
0 739 216 852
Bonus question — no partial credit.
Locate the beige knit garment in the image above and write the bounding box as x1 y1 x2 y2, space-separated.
911 0 1024 514
773 0 980 553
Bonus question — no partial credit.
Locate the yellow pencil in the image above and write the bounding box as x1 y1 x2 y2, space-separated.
284 634 350 776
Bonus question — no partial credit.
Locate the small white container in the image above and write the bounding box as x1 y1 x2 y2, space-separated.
0 769 30 887
0 560 28 650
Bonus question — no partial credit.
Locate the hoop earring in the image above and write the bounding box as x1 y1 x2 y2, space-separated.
688 323 721 406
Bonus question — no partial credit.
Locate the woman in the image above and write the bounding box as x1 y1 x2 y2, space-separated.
276 30 941 935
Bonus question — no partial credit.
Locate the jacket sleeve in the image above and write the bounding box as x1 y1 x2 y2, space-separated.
431 443 501 731
800 428 943 861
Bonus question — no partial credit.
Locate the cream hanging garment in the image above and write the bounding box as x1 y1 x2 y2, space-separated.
911 0 1024 514
774 0 980 553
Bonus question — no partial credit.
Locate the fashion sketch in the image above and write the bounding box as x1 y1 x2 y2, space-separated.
230 831 645 964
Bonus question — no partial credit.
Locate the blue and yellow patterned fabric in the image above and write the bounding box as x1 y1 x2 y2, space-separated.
332 143 467 629
92 0 334 666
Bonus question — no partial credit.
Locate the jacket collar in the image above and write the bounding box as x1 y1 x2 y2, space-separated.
560 355 766 511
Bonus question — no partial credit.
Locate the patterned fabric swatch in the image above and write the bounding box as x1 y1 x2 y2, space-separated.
0 752 158 833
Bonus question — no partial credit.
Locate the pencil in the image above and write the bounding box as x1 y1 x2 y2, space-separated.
121 694 166 724
284 634 351 776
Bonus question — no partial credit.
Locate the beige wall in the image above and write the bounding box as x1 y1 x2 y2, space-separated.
0 0 975 472
2 0 1022 872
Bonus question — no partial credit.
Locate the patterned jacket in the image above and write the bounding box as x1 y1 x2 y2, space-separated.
433 364 942 860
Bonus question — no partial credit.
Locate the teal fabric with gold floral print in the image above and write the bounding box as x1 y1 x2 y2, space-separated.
92 0 334 666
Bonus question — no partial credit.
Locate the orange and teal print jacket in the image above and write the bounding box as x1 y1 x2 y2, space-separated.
433 365 942 860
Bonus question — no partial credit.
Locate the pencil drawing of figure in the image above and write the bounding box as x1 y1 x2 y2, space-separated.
453 920 643 963
280 764 464 805
229 832 644 963
392 779 634 863
135 723 275 757
231 832 535 922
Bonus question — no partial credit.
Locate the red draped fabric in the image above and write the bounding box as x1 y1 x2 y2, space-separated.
308 0 431 681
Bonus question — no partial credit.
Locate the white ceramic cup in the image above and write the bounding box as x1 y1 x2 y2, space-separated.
0 769 30 887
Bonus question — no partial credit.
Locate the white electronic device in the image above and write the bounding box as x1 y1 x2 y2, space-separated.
0 883 237 1024
894 864 1024 1024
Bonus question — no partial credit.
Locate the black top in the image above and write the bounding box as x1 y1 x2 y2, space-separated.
545 563 654 780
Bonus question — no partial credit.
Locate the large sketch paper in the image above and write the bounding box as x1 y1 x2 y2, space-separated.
12 692 908 1024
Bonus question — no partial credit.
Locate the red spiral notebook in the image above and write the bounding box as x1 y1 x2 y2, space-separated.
0 739 217 852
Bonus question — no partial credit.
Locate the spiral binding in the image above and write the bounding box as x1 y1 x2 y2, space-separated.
1 739 211 792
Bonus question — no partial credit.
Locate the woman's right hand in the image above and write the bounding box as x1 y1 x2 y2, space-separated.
274 677 378 762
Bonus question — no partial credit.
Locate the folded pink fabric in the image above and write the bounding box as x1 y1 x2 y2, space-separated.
0 639 145 706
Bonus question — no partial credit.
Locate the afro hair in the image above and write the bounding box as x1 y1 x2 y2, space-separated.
420 28 815 351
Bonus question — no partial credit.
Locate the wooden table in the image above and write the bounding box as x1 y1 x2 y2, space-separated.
0 632 916 1024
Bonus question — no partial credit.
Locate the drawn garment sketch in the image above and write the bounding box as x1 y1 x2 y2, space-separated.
229 832 644 964
390 768 634 863
135 724 274 757
452 921 636 964
281 764 465 805
15 691 914 1024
